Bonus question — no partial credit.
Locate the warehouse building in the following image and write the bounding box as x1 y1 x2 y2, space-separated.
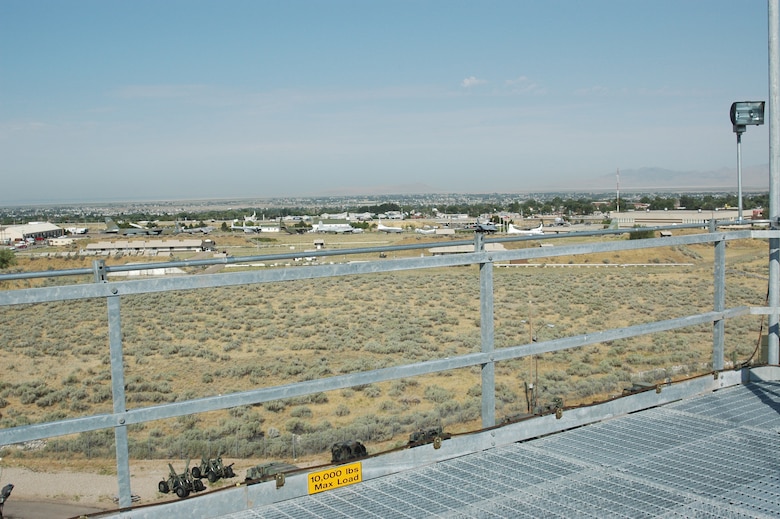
0 222 64 245
82 238 216 256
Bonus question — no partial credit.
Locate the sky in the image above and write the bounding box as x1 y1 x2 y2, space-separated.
0 1 773 204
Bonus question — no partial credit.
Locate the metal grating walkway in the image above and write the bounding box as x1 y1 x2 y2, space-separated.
220 381 780 518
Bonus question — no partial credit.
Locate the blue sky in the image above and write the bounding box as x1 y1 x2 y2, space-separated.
0 1 772 204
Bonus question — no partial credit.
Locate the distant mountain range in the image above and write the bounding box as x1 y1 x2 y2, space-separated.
595 165 770 192
314 166 773 197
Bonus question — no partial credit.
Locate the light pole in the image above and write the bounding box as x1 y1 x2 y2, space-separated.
730 101 765 221
520 320 555 342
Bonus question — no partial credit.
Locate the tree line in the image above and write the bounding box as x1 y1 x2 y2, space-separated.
0 193 769 225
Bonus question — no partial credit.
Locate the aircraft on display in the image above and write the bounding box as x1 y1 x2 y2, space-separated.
230 222 279 233
280 220 311 234
175 222 214 234
377 220 403 233
507 223 544 235
312 221 362 234
474 222 498 233
103 218 163 236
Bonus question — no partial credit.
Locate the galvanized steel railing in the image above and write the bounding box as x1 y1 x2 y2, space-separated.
0 222 776 509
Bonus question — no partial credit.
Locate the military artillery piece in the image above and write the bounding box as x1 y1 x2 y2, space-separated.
0 483 13 519
158 460 205 498
408 425 451 448
191 456 236 483
331 441 367 463
245 462 298 482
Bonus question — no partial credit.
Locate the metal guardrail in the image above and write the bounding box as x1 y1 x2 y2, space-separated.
0 222 776 511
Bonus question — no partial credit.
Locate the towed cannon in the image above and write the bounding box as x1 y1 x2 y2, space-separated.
408 425 451 448
191 456 235 483
331 441 367 463
245 462 299 482
158 460 205 499
0 483 13 519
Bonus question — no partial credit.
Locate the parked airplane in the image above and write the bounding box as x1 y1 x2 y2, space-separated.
507 223 544 235
312 221 362 234
230 221 279 233
66 227 89 234
280 220 311 234
474 222 498 233
103 218 163 236
415 226 437 235
377 220 403 233
175 222 214 234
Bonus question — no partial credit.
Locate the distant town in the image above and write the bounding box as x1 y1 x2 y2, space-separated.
0 190 769 226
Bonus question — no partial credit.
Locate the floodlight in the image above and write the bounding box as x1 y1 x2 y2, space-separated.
730 100 766 221
731 101 765 133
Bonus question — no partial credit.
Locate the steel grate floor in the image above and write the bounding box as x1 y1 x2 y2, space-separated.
220 381 780 518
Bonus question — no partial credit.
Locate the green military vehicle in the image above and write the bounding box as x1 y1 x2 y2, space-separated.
191 456 236 483
245 461 298 482
408 425 451 448
331 441 367 463
158 460 205 498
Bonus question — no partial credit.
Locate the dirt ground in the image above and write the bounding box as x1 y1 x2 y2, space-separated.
2 499 106 519
0 456 323 518
0 460 210 518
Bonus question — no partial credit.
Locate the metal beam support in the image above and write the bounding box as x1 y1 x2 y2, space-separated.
768 0 780 365
712 220 726 370
107 296 132 508
0 230 768 308
93 259 107 283
478 233 496 428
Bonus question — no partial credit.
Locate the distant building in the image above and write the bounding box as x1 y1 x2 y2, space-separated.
429 243 507 256
434 228 456 235
83 239 215 256
435 213 470 220
0 222 64 245
48 236 77 247
610 209 741 228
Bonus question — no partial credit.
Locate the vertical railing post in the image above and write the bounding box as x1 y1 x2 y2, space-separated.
767 0 780 365
476 233 496 428
711 220 726 371
92 259 107 283
107 290 132 507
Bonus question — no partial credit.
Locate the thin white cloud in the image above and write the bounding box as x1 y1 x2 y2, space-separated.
113 84 212 100
574 85 611 96
461 76 487 88
505 76 544 94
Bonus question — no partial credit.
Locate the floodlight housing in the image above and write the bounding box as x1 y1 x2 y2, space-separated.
731 101 765 133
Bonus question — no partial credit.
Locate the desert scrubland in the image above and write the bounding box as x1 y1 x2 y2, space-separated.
0 230 769 507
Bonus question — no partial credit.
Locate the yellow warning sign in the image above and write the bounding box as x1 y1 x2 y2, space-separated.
307 462 362 494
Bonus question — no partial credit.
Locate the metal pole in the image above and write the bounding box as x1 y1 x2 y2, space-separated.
768 0 780 365
712 219 726 370
737 132 744 221
477 233 495 428
108 296 133 508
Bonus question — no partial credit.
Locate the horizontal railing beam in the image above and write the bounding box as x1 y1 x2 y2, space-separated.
1 226 772 285
0 230 767 306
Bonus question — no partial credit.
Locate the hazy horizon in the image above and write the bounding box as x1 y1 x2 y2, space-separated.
1 1 771 205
